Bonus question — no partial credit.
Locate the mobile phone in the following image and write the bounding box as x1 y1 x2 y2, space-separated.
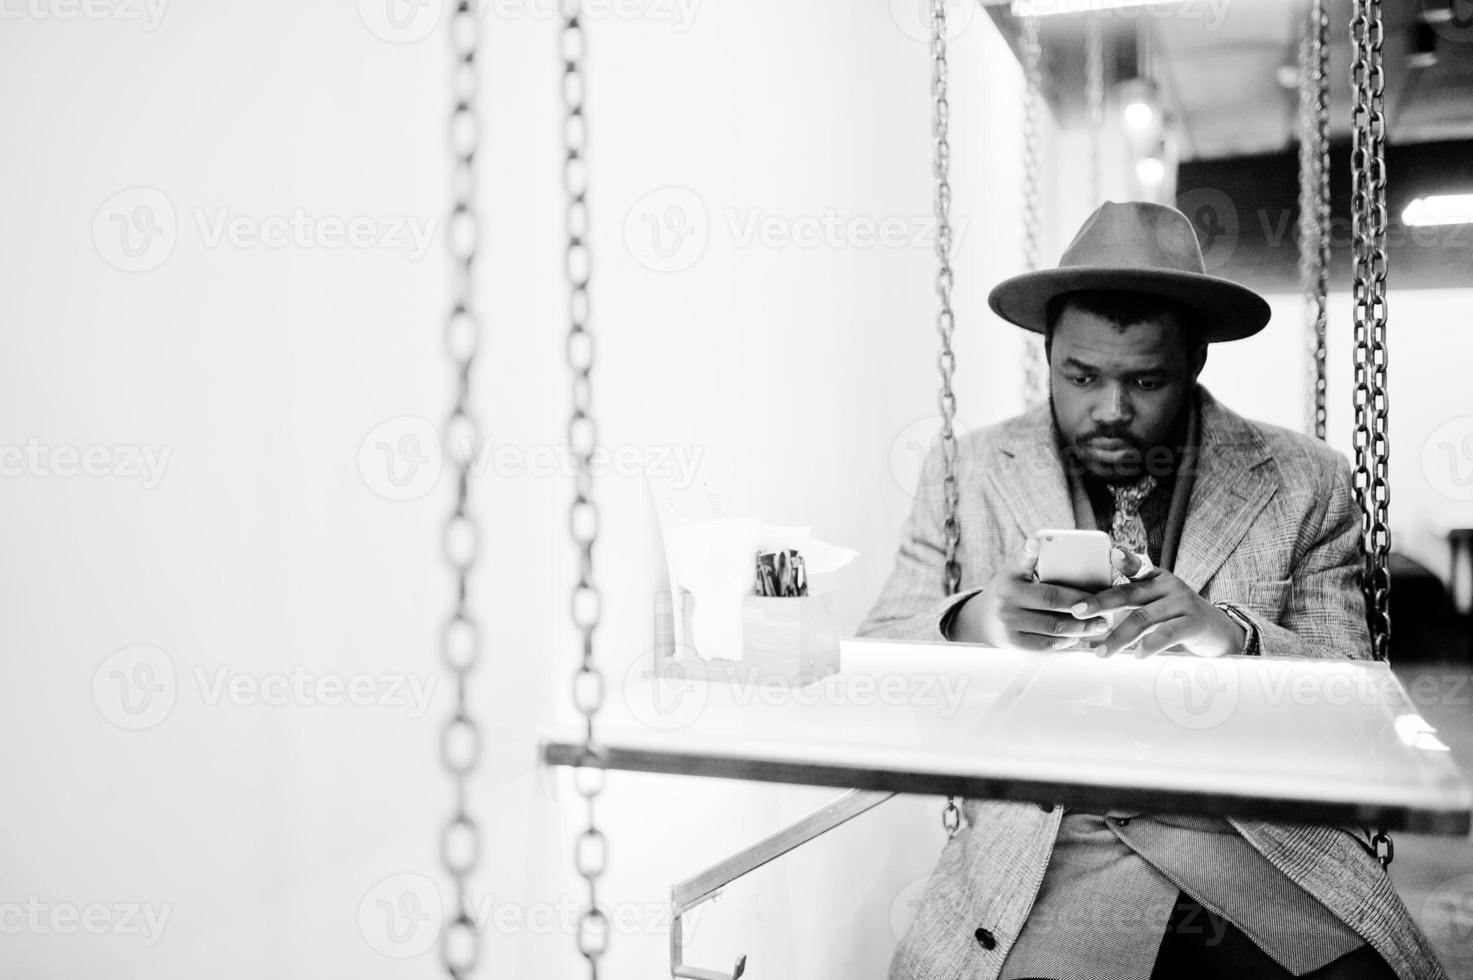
1034 529 1113 592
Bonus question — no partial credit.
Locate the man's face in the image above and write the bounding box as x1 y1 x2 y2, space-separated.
1048 301 1204 483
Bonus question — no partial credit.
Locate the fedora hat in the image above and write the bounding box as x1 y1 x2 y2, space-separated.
987 201 1270 343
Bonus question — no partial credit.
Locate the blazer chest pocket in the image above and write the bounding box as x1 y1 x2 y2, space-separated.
1244 578 1293 621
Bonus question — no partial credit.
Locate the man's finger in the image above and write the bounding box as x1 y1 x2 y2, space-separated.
1074 575 1174 617
1003 607 1111 639
1006 630 1081 653
1008 535 1042 580
1132 619 1195 658
1099 599 1183 656
1016 579 1102 614
1110 547 1159 581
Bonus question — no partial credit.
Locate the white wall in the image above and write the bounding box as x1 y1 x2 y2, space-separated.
1202 288 1473 598
0 2 1033 977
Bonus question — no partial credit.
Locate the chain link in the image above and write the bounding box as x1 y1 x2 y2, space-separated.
561 0 610 969
1349 0 1391 666
1020 15 1048 410
1350 0 1393 867
1298 0 1329 442
440 3 482 976
931 0 964 842
1085 17 1104 208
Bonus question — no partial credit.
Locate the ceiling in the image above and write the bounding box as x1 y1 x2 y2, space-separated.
982 0 1473 162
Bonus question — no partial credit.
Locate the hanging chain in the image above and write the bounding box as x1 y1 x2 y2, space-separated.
1020 16 1048 410
1085 17 1104 208
931 0 963 842
561 0 611 969
1350 0 1393 868
1349 0 1391 665
440 3 483 976
1298 0 1330 442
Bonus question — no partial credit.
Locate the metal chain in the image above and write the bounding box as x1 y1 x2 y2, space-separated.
1085 17 1104 207
931 0 963 842
561 0 611 968
1298 0 1330 442
1349 0 1391 666
1020 16 1048 410
440 2 483 976
1350 0 1393 869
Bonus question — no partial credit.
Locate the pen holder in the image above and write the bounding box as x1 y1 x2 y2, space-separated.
741 591 840 686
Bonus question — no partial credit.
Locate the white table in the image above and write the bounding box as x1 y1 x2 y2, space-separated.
542 638 1473 834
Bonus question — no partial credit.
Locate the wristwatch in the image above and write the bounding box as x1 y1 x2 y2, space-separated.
1213 600 1260 657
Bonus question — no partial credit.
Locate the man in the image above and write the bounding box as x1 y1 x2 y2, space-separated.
860 202 1446 980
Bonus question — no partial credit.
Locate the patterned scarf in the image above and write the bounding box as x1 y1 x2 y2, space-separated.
1108 473 1158 556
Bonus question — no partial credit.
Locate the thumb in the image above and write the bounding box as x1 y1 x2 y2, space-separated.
1011 535 1041 579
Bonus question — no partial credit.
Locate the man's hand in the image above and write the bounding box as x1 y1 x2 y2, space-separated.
949 536 1112 650
1073 549 1247 658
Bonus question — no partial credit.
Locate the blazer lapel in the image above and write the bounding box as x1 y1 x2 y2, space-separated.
1173 388 1279 593
986 404 1077 537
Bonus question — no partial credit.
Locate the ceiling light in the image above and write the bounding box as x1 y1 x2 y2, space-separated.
1135 157 1165 184
1010 0 1178 15
1124 100 1155 130
1402 194 1473 226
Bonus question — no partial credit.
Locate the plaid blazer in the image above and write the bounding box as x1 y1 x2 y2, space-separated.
860 386 1448 980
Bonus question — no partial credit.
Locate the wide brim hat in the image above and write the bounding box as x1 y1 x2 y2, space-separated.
987 201 1270 343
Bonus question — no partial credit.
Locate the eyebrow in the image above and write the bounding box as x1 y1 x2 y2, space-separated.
1060 357 1168 377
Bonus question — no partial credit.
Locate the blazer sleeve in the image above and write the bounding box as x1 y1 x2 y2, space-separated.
857 442 980 642
1229 451 1372 661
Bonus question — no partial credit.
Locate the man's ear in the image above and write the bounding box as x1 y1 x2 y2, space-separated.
1190 343 1207 379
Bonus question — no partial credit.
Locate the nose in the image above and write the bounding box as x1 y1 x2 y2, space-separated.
1091 383 1134 428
